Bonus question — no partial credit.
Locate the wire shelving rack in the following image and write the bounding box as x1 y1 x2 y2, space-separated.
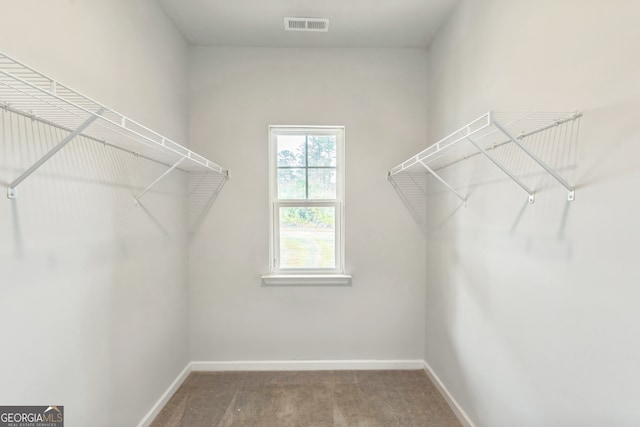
0 51 228 201
388 111 581 205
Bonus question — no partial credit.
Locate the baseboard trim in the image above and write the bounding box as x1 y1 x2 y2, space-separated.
422 360 476 427
191 359 426 372
136 363 192 427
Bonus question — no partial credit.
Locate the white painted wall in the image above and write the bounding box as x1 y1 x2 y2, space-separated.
424 1 640 426
0 2 190 426
188 47 427 362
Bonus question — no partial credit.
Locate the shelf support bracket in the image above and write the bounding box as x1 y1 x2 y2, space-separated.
134 157 186 205
464 135 536 204
7 108 104 199
418 160 467 205
493 119 575 201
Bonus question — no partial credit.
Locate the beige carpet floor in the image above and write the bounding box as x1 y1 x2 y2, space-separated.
150 370 463 427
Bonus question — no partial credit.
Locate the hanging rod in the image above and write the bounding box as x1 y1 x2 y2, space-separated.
0 51 229 199
428 112 581 172
1 102 190 172
388 111 581 204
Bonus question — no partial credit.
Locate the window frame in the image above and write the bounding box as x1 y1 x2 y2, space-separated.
266 125 347 280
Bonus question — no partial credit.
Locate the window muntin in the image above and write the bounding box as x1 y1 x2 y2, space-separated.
269 126 344 274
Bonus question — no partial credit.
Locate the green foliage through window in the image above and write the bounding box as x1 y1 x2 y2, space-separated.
277 134 337 200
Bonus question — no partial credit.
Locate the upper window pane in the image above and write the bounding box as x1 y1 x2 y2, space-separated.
308 168 336 199
277 168 306 199
308 135 337 167
277 135 306 167
276 133 337 200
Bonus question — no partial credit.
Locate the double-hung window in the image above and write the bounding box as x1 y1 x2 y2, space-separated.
264 126 348 285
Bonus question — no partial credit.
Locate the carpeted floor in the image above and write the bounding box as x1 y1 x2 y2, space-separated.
150 370 463 427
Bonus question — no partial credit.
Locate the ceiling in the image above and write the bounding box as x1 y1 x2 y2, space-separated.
157 0 459 48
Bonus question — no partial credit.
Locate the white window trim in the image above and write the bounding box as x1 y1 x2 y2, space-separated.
262 125 351 286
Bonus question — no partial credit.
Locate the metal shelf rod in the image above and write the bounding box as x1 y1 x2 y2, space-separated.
418 160 467 205
388 111 581 178
7 108 104 199
134 157 186 204
388 113 492 176
0 56 227 175
387 111 580 205
430 112 582 173
492 118 575 201
1 50 230 203
464 134 535 204
1 103 188 171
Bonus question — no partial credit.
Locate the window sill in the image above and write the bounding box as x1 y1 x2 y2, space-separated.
261 274 352 287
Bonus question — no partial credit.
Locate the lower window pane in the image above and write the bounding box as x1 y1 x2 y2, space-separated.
279 207 336 269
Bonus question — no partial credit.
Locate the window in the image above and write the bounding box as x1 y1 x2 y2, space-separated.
264 126 349 285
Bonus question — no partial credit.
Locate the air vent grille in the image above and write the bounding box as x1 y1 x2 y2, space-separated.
284 17 330 32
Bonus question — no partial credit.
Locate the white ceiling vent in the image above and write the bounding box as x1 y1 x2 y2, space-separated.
284 17 330 32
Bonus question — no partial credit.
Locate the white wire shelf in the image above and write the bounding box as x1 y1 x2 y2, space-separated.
0 51 228 200
388 111 582 204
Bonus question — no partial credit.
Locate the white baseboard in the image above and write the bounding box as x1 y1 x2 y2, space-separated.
136 363 192 427
191 359 426 372
422 360 476 427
